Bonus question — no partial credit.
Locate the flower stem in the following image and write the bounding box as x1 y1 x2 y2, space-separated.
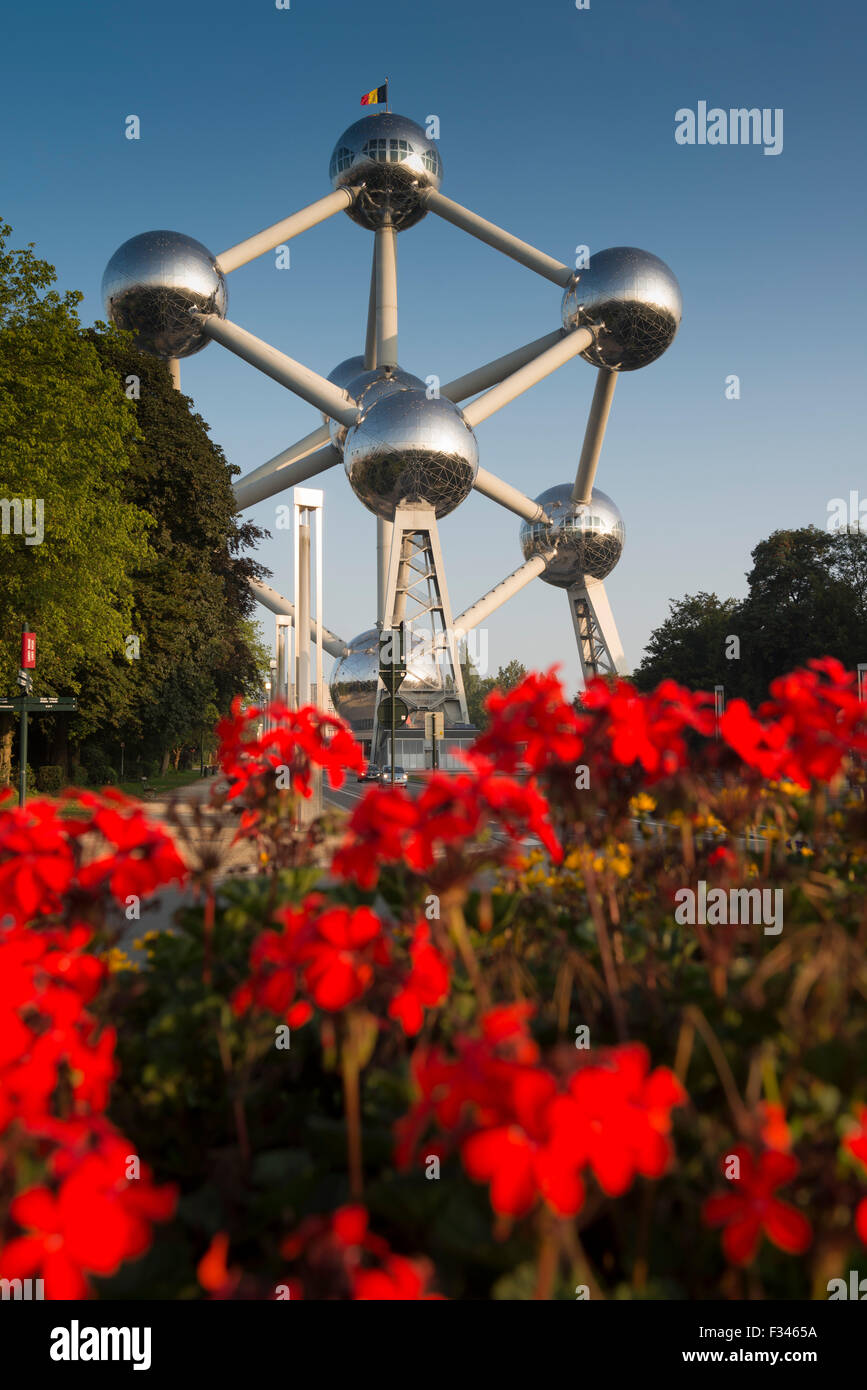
341 1025 364 1200
533 1214 559 1300
445 894 491 1011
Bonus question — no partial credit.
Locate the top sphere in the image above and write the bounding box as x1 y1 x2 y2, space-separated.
329 113 442 231
561 247 682 371
102 231 227 360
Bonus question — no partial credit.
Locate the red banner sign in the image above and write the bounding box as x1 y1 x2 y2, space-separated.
21 631 36 669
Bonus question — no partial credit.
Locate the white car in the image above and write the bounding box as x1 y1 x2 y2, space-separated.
379 766 408 786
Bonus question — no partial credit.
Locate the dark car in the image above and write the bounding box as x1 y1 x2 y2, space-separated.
357 763 381 782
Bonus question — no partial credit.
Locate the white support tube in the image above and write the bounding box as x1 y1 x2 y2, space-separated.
233 429 339 511
441 329 564 403
248 577 348 659
453 552 555 636
216 189 356 273
572 368 618 503
461 327 595 429
374 224 398 368
364 242 378 370
168 358 181 390
372 230 397 621
473 467 548 523
420 188 573 287
195 314 359 426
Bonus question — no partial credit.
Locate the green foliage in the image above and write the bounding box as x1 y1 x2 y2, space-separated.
635 528 867 699
461 653 529 729
77 335 270 767
634 592 739 693
0 221 152 711
35 764 63 793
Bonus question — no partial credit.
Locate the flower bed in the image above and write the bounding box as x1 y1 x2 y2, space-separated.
1 659 866 1300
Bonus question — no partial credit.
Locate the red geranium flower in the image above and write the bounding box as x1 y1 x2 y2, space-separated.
0 801 76 925
843 1106 867 1173
297 904 389 1011
467 667 584 775
702 1146 812 1265
388 923 450 1037
1 1142 176 1298
566 1043 686 1196
856 1198 867 1246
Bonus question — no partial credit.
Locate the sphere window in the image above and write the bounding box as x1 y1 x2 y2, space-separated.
329 147 353 179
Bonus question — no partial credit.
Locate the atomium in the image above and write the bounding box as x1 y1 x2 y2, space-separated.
329 113 442 231
329 627 446 725
343 388 478 520
520 484 625 586
102 110 684 713
102 230 227 360
561 247 682 371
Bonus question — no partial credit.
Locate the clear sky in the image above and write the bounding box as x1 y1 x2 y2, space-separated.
2 0 865 692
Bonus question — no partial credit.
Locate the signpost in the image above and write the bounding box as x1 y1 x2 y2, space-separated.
378 624 407 784
4 625 78 806
424 710 445 770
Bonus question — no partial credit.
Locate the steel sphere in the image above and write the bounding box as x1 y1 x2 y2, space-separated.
520 484 625 586
102 231 227 360
326 365 424 450
329 113 442 231
321 355 367 430
561 247 681 371
343 389 478 520
329 627 442 726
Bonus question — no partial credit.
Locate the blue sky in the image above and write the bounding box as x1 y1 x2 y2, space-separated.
2 0 865 691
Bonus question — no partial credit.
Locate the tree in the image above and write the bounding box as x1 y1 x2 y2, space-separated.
633 593 740 694
736 527 860 702
634 529 867 700
0 222 152 784
78 335 270 774
460 651 528 729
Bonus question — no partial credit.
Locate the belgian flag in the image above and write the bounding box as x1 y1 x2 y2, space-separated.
360 82 387 107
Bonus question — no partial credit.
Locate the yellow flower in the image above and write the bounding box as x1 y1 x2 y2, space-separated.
103 947 138 974
629 793 656 816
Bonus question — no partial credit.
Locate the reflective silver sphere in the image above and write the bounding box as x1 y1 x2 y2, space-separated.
330 627 443 726
561 247 681 371
321 356 367 430
520 484 625 586
326 365 424 450
329 113 442 231
344 389 478 520
102 231 227 360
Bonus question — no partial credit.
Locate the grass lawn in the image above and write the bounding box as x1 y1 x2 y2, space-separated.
116 768 207 799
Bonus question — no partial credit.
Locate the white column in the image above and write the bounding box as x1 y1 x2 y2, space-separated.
216 188 356 273
233 428 339 510
473 467 547 522
453 553 554 636
572 369 617 503
462 327 595 429
248 577 347 659
441 330 564 403
421 188 573 286
373 225 398 622
196 314 359 425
